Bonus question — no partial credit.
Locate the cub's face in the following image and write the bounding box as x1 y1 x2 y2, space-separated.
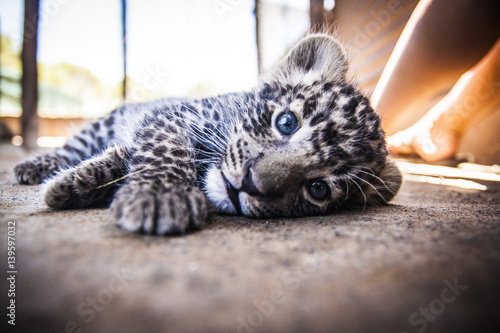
205 35 402 217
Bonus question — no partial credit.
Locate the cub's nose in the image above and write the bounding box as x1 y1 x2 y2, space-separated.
240 159 263 197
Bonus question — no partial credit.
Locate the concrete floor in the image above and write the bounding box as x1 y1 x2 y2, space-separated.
1 143 499 333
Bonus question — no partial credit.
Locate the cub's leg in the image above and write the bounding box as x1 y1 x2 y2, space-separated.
14 111 119 184
110 120 208 235
44 146 130 209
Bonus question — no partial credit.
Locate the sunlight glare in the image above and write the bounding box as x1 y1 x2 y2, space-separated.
11 135 23 146
404 174 487 191
397 161 500 182
37 136 67 148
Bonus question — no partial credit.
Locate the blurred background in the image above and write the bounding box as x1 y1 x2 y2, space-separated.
0 0 498 164
0 0 415 148
0 0 314 147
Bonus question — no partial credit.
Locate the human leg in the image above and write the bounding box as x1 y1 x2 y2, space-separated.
389 38 500 162
371 0 500 135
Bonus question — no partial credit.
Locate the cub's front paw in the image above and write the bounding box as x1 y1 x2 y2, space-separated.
43 148 127 209
43 168 79 209
111 185 208 235
14 155 62 185
43 165 115 210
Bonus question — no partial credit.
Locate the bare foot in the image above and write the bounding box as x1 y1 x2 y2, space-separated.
388 119 460 162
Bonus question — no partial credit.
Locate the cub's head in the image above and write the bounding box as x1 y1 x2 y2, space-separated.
206 34 402 217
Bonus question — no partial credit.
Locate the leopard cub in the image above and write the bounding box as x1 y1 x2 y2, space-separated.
14 34 402 235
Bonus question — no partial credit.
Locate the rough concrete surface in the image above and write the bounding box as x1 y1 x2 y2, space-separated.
0 143 499 333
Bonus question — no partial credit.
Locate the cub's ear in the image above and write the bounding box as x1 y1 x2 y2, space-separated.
272 34 348 82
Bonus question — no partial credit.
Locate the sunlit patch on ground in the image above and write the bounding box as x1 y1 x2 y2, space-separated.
397 160 500 191
11 136 67 148
36 136 67 148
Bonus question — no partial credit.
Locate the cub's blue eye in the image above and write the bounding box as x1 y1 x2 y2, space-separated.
309 181 329 200
276 112 298 135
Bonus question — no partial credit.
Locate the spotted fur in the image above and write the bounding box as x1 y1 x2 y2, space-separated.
14 35 402 235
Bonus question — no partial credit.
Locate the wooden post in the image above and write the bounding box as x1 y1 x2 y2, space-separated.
121 0 127 101
21 0 40 149
310 0 325 32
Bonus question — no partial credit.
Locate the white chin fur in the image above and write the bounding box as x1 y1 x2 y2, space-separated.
204 167 237 214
